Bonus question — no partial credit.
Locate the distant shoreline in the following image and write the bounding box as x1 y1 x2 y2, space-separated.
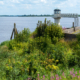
0 15 54 17
0 15 80 17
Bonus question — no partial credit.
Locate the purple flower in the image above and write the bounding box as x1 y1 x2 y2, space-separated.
28 78 30 80
79 70 80 73
60 76 62 79
75 71 77 74
62 72 65 76
72 68 74 71
56 74 58 76
56 77 59 80
72 74 75 77
52 76 54 78
43 75 45 77
70 71 73 75
78 76 79 78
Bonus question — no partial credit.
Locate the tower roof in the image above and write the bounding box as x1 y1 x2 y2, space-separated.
54 9 61 11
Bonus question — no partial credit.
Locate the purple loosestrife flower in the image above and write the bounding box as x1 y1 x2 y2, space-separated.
70 71 73 75
72 68 74 71
50 76 53 80
43 75 45 80
79 70 80 73
56 76 59 80
55 74 59 77
37 74 40 80
75 71 77 74
60 76 62 79
72 74 75 77
62 72 65 76
78 76 79 79
53 76 54 78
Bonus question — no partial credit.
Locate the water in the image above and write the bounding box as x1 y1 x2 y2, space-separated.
0 17 79 43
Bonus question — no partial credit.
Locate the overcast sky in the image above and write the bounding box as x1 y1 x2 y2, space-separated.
0 0 80 15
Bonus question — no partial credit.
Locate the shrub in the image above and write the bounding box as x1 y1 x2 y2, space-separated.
35 18 47 37
35 18 64 44
15 28 31 42
8 40 17 50
48 42 73 67
76 33 80 42
44 23 64 43
0 45 9 59
33 36 52 53
23 38 37 54
0 40 10 46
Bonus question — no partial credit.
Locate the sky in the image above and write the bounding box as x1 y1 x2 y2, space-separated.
0 0 80 15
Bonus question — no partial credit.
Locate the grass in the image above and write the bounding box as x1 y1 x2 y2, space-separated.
72 30 80 34
27 67 80 80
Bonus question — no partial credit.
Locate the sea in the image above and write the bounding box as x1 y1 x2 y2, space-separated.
0 17 79 44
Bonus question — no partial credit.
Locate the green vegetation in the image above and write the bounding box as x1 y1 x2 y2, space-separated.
0 18 80 80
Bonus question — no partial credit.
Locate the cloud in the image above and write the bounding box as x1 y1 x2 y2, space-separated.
21 4 32 9
41 0 47 3
20 0 24 1
0 1 4 5
33 0 40 4
55 0 78 8
10 0 20 3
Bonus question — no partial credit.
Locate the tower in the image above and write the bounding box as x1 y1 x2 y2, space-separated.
54 9 61 25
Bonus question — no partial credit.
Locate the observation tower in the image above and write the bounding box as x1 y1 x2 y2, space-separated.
53 9 79 27
54 9 61 25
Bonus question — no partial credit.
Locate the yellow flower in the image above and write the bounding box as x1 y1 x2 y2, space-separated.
52 59 54 61
8 59 10 63
10 66 12 70
52 65 59 70
6 66 9 70
48 64 52 68
56 60 59 62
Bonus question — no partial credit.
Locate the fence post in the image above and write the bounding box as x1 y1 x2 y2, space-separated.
73 22 75 31
10 23 18 40
14 23 16 39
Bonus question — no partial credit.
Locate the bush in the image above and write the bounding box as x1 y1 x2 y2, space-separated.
44 23 63 43
35 18 47 37
0 45 9 59
8 40 17 50
23 38 37 54
15 28 31 42
48 42 73 67
33 36 52 53
0 40 10 46
76 33 80 42
35 18 64 44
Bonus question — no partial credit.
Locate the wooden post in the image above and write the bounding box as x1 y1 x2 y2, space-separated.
10 28 14 40
10 23 18 40
73 22 75 31
14 23 16 39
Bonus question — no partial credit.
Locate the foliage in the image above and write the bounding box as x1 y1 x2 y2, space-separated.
76 33 80 42
44 23 63 43
36 18 47 37
0 45 9 59
35 18 64 44
15 28 31 42
33 36 52 53
0 40 10 46
1 18 80 79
